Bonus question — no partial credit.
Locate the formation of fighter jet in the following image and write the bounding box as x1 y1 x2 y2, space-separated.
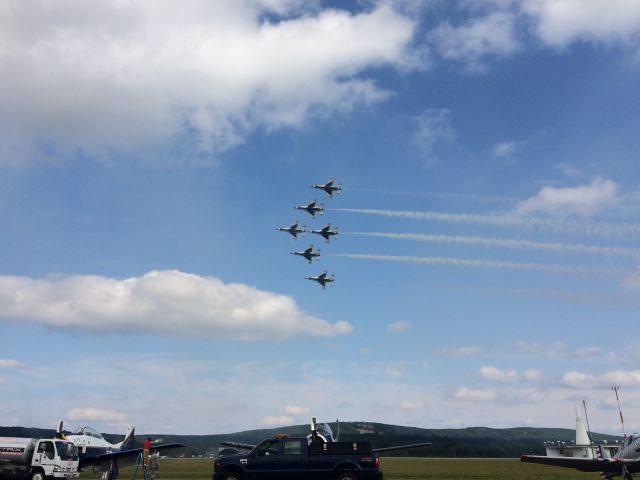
305 271 334 289
276 221 305 239
279 180 341 288
291 245 320 264
312 179 342 198
294 199 324 218
311 223 338 243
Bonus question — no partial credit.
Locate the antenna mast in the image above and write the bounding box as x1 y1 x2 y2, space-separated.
612 384 626 438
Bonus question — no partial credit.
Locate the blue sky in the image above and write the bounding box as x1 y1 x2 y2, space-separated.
1 0 640 436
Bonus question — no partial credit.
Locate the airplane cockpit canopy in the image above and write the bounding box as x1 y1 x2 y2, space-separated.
73 426 104 440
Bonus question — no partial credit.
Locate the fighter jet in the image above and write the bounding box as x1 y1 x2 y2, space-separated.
294 199 324 218
291 245 320 264
305 271 334 289
312 179 342 198
277 221 305 239
311 223 338 243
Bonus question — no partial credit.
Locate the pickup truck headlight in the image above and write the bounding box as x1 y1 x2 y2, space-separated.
53 466 61 472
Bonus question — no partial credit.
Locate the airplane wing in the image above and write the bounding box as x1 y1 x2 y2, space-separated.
372 442 432 454
81 443 185 469
220 441 256 451
520 455 640 473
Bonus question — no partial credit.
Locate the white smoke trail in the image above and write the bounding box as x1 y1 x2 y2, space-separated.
332 253 626 276
333 208 640 237
345 189 516 205
347 232 640 259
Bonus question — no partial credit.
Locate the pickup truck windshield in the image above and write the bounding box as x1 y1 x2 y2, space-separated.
56 442 78 461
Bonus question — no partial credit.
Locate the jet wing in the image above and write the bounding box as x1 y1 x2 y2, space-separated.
81 443 185 469
220 441 256 451
372 442 432 453
520 455 639 473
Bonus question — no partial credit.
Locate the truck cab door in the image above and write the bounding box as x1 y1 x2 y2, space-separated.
35 441 56 470
244 440 280 480
277 439 307 480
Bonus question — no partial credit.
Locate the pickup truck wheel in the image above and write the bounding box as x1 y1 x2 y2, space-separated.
336 471 358 480
222 472 243 480
30 470 45 480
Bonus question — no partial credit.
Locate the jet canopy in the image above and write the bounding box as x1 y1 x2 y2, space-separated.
73 426 104 439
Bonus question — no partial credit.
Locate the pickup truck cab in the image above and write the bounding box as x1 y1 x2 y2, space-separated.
213 436 382 480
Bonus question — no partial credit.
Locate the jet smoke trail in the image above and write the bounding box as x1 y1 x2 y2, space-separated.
332 208 640 238
332 253 626 276
347 232 640 259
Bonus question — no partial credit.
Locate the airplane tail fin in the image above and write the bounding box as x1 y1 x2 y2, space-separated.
597 444 611 460
116 425 135 451
56 420 66 439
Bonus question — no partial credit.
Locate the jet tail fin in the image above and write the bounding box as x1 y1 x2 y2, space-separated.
115 425 135 451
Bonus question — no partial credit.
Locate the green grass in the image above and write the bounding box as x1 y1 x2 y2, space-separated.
81 457 599 480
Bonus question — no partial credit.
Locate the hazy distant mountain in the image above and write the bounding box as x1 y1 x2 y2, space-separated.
0 422 622 458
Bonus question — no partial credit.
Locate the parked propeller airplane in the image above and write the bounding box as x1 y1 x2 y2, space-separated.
56 421 184 477
291 245 320 264
305 271 334 289
312 179 342 198
277 221 305 239
294 200 324 218
311 223 338 243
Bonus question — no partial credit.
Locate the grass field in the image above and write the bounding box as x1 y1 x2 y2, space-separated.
84 457 599 480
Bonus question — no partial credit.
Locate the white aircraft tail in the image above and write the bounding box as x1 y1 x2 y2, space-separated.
115 425 135 451
575 405 591 446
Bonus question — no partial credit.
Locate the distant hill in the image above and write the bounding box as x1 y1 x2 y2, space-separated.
0 422 623 458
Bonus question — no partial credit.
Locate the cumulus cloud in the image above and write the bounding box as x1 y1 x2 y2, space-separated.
480 366 540 383
0 359 22 368
521 0 640 47
284 405 309 416
515 178 619 217
428 11 519 70
480 366 519 383
0 1 418 167
0 270 353 340
400 401 424 411
454 387 497 402
563 370 640 389
259 415 294 427
68 407 128 425
387 321 411 333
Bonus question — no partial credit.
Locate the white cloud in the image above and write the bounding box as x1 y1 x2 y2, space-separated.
493 141 518 158
68 407 128 425
284 405 309 416
562 370 640 389
523 369 541 382
454 387 497 402
0 359 22 368
259 415 294 427
480 366 518 383
515 178 619 217
0 270 353 340
400 401 424 411
434 346 484 358
623 268 640 291
0 1 418 167
428 11 519 70
515 341 602 359
387 321 411 333
412 108 455 156
522 0 640 47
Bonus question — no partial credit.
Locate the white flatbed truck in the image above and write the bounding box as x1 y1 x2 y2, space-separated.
0 437 79 480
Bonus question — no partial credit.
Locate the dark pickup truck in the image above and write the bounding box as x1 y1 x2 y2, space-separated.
212 436 383 480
